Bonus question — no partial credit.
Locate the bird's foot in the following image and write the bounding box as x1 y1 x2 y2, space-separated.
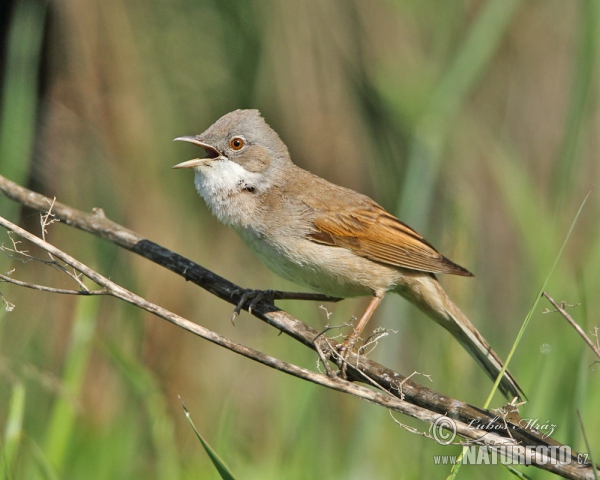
230 289 275 324
335 332 360 379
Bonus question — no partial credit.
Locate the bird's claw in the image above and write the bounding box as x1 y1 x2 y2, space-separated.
230 289 275 324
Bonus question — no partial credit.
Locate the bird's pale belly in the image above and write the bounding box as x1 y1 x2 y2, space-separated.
235 226 401 298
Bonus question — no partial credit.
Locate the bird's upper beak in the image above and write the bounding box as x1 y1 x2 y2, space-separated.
172 136 220 169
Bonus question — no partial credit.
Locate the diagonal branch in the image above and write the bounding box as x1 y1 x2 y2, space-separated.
543 291 600 359
0 173 597 479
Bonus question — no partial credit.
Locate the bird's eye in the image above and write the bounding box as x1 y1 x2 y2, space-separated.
230 137 245 151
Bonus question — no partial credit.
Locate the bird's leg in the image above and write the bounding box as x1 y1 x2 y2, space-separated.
337 295 383 375
230 288 342 324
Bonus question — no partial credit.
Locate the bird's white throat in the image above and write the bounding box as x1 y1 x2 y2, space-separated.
193 159 263 227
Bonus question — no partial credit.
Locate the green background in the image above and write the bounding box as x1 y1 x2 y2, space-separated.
0 0 599 478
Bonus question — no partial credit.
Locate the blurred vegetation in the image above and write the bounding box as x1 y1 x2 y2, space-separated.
1 0 599 478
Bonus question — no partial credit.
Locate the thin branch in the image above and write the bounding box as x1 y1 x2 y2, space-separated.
0 273 105 295
0 291 15 312
543 291 600 359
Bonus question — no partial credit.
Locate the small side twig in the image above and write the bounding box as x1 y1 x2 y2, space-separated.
542 291 600 359
0 291 15 312
358 327 397 356
0 273 105 296
39 197 87 290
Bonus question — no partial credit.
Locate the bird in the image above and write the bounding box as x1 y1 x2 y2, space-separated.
173 109 523 400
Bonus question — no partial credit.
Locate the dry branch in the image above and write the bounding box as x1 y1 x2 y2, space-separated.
543 291 600 359
0 173 597 479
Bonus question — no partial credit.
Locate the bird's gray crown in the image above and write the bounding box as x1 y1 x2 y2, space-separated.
198 109 290 163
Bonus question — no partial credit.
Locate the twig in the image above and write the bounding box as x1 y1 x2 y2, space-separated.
39 197 87 290
358 327 397 356
0 291 15 312
0 273 105 296
542 292 600 359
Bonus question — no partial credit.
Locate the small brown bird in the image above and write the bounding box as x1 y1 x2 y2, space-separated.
174 109 523 400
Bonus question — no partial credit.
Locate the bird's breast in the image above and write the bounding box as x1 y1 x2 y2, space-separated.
234 225 402 298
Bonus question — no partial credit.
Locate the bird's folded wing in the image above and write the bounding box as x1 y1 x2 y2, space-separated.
307 203 472 276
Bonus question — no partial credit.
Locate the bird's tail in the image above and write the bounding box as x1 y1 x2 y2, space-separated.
395 275 524 401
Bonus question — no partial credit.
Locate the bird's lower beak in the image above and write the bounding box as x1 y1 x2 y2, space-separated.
172 158 208 169
173 136 220 169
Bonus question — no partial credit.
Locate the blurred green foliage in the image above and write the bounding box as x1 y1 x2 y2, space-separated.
0 0 599 478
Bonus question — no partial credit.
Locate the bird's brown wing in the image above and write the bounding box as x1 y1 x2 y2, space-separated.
307 201 473 276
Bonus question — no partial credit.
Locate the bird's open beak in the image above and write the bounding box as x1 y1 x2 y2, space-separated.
172 136 220 169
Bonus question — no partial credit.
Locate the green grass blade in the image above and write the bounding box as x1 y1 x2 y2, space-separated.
180 398 238 480
577 410 598 480
552 0 599 204
104 339 182 479
43 296 99 471
0 0 47 222
397 0 522 229
0 381 26 478
26 439 60 480
483 188 593 408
